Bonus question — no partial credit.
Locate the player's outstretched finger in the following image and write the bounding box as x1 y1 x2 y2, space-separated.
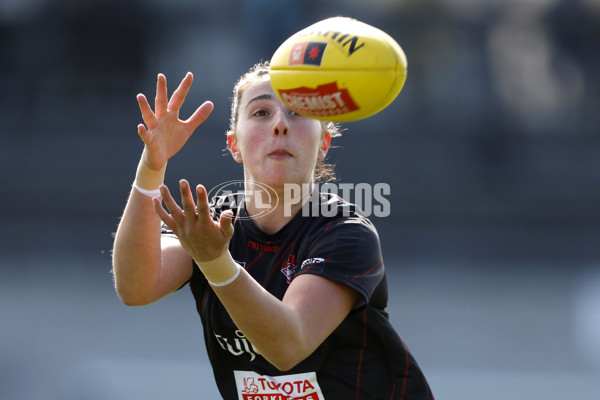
220 210 235 239
136 93 157 127
155 73 168 117
196 185 211 220
136 124 149 142
137 123 158 145
159 185 185 224
152 196 176 232
168 72 193 112
179 179 198 218
185 101 214 131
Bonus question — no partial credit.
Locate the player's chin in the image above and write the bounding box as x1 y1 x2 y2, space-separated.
263 172 306 188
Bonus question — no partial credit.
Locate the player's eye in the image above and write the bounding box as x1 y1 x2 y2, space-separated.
252 109 269 117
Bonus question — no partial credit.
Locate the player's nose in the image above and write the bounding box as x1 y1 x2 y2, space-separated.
272 109 289 136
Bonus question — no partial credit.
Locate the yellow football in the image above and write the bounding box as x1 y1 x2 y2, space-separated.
270 16 407 122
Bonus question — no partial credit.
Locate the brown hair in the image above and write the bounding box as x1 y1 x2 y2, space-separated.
226 61 342 183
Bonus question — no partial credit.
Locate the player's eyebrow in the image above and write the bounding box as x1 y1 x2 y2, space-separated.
245 94 272 109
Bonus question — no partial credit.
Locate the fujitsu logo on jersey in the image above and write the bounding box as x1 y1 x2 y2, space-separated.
214 330 260 361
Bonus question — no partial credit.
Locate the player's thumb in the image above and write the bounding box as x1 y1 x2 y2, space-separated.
220 210 234 239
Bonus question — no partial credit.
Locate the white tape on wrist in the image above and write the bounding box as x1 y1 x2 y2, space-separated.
197 251 242 287
208 264 242 287
133 184 162 198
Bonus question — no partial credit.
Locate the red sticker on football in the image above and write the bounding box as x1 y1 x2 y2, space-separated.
288 42 327 66
278 82 359 117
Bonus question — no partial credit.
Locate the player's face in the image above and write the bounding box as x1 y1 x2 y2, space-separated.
229 77 330 188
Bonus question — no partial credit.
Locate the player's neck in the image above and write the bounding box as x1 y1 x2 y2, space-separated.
244 181 313 235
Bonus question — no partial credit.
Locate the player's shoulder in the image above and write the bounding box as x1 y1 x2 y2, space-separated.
302 192 380 241
313 192 376 223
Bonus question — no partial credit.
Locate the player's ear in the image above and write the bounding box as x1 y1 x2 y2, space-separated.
228 134 243 163
318 132 331 161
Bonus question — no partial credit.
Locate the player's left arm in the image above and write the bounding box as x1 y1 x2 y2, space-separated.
213 268 359 371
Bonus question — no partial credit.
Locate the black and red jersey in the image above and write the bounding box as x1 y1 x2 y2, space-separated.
168 193 433 399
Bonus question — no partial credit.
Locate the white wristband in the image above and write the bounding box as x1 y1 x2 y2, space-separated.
208 264 242 287
133 184 162 198
196 250 242 287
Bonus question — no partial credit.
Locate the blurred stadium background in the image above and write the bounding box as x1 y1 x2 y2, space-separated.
1 0 599 399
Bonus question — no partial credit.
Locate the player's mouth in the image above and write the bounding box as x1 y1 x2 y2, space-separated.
268 149 293 159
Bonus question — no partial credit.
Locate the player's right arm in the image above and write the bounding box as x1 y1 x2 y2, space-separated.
112 73 214 306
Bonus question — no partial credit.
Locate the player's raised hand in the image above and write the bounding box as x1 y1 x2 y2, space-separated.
153 179 234 262
136 73 214 170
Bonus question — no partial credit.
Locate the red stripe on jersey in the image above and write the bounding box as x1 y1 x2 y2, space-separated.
399 334 410 399
245 252 264 271
349 257 383 284
308 221 335 253
355 309 368 400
